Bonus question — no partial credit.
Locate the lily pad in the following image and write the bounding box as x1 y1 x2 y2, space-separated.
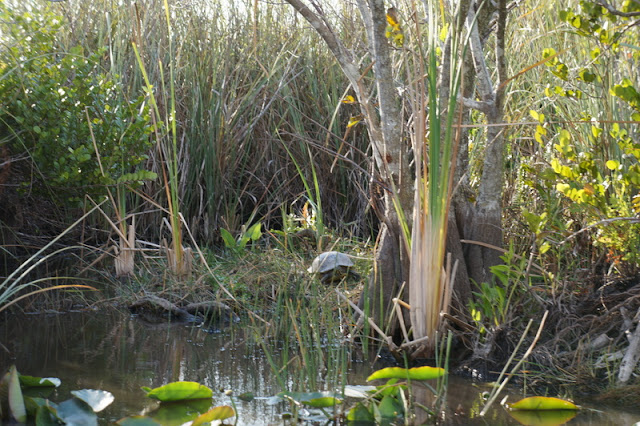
71 389 115 412
377 394 404 419
115 416 162 425
509 408 577 425
343 385 376 398
19 374 61 388
347 402 375 422
56 398 98 426
510 396 578 411
367 366 445 381
142 381 213 402
238 392 254 402
278 391 342 407
192 405 235 425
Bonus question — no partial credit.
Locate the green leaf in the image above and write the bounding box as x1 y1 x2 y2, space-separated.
19 374 61 388
510 396 578 411
142 381 213 402
8 366 27 423
115 416 162 425
192 405 235 425
238 392 254 402
303 396 341 408
606 160 620 170
346 402 375 422
367 366 445 381
220 228 237 250
509 409 577 425
378 394 403 419
248 222 262 242
278 391 342 406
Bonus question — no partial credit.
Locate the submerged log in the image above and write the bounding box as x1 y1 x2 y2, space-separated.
129 295 198 323
184 301 239 324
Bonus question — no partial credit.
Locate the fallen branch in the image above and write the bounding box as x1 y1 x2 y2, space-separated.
618 307 640 384
335 289 398 352
480 310 549 416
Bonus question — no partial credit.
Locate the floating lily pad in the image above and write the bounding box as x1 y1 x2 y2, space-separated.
71 389 115 412
347 402 374 422
19 374 61 388
509 408 577 425
192 405 235 425
278 391 342 407
238 392 254 402
56 398 98 425
367 366 445 381
510 396 578 411
148 398 213 425
377 394 404 419
343 385 376 398
115 415 162 425
142 381 213 402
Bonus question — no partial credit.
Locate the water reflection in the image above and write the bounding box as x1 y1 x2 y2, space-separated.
0 310 289 424
1 310 639 425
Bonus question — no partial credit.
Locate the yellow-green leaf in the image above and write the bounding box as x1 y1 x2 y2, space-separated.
510 396 578 411
304 397 341 408
347 116 363 128
606 160 620 170
143 381 213 402
367 366 445 381
509 409 577 425
192 405 235 426
342 95 356 104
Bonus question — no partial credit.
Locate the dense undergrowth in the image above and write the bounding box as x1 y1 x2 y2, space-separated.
1 0 640 413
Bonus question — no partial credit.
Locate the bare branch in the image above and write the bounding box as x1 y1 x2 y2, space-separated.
596 0 640 17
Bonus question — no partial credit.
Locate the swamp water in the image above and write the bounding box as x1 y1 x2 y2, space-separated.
1 310 639 425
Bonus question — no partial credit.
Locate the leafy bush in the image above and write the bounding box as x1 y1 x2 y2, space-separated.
524 1 640 272
0 3 152 202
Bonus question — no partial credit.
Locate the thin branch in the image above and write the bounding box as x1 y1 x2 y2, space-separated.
560 216 640 245
596 0 640 17
480 310 549 416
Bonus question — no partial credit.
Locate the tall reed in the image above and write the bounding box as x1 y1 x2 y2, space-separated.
406 1 466 353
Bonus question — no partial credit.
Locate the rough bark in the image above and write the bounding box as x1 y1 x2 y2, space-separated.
463 0 508 286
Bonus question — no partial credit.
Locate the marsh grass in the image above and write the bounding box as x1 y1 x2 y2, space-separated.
4 0 640 412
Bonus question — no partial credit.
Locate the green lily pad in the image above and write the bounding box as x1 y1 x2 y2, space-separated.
278 390 342 406
192 405 235 425
149 399 213 425
19 374 61 388
367 366 445 381
142 381 213 402
510 396 578 411
238 392 255 402
378 394 404 419
509 408 578 425
346 402 374 422
115 415 162 425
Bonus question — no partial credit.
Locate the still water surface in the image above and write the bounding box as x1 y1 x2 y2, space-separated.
1 310 639 425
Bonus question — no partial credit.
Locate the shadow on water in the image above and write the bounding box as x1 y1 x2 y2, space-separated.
1 310 639 425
